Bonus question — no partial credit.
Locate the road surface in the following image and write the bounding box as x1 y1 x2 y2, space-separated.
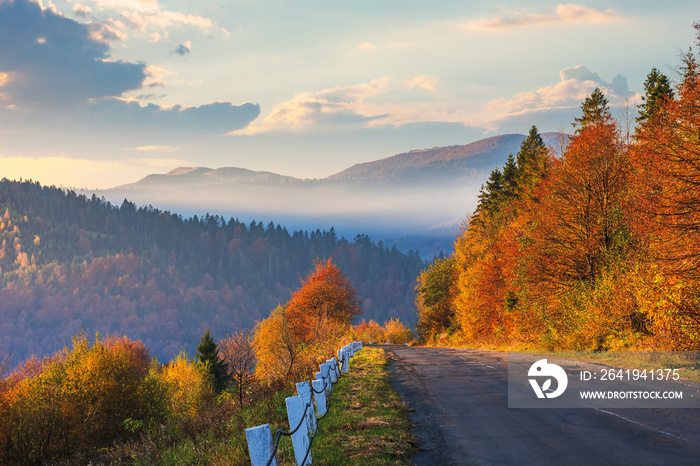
385 345 700 465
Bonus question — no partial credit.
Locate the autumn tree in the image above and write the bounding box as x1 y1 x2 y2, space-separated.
252 305 303 382
284 258 362 345
218 330 256 407
160 352 214 421
352 319 385 344
1 333 154 463
532 90 629 286
383 318 414 345
628 26 700 347
415 256 457 340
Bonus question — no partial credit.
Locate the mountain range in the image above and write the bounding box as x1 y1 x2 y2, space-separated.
93 133 566 258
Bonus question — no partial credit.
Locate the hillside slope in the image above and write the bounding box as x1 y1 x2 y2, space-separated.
326 134 527 182
0 180 424 365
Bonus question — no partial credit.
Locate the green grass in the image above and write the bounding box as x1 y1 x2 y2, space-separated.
94 347 416 465
308 347 418 465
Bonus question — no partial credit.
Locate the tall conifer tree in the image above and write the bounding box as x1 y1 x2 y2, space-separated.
637 67 673 123
195 329 229 394
574 87 610 130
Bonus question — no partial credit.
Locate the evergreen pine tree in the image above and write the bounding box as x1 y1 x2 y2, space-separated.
476 168 504 214
574 87 610 130
502 154 519 200
195 328 229 394
515 125 549 191
637 67 673 122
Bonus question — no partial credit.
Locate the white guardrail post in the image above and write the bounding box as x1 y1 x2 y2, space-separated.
286 395 312 466
296 381 317 434
312 379 327 417
320 362 331 393
246 341 362 466
245 424 276 466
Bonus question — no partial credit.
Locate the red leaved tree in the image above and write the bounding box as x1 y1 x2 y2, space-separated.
285 258 362 346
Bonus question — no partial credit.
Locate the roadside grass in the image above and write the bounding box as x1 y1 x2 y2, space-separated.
310 347 418 465
95 347 415 465
93 386 297 465
424 333 700 383
532 351 700 383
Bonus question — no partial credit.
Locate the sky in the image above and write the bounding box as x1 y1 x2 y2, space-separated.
0 0 698 189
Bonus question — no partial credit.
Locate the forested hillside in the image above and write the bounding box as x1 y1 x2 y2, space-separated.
416 27 700 352
0 180 423 364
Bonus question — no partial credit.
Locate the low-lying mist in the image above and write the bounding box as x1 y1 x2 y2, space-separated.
88 177 481 259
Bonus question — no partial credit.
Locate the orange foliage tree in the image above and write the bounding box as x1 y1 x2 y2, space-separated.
252 305 305 383
529 114 629 289
285 258 362 346
160 352 214 421
253 258 362 383
418 27 700 352
351 318 414 345
628 26 700 348
352 319 385 344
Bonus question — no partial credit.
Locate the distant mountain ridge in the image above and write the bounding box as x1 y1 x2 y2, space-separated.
114 133 567 190
327 132 566 182
117 166 299 190
93 132 569 259
327 133 524 182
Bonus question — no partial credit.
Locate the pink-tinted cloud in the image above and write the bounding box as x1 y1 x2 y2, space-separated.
466 4 621 30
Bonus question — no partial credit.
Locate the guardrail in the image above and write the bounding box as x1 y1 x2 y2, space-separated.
245 341 363 466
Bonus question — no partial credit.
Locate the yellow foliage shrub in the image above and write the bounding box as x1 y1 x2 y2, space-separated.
160 352 213 421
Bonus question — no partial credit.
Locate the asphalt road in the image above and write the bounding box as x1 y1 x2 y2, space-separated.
384 345 700 465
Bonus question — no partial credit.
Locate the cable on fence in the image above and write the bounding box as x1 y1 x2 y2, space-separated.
328 359 340 376
300 378 334 464
316 392 331 422
311 378 327 394
301 426 317 465
265 401 311 466
260 348 354 466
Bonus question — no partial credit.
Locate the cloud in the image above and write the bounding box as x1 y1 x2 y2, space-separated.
234 78 394 135
73 4 92 16
409 75 437 91
356 42 377 51
484 65 639 131
353 40 416 52
466 4 621 30
125 145 180 152
0 0 146 110
486 65 636 117
172 40 192 56
91 98 261 134
76 0 224 39
234 76 441 135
